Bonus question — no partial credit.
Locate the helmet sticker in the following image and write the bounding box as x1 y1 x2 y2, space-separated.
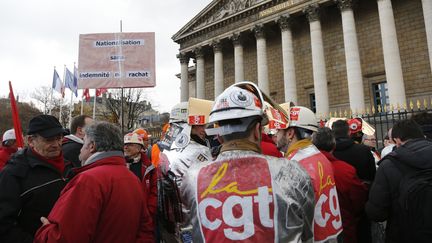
189 115 205 125
216 97 230 110
230 90 253 107
175 133 189 149
290 107 301 121
254 96 262 109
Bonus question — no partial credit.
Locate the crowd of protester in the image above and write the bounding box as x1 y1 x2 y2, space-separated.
0 82 431 243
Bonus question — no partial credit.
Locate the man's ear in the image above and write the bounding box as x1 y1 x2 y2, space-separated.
254 122 261 140
287 128 295 140
394 138 403 147
89 141 97 153
27 136 35 147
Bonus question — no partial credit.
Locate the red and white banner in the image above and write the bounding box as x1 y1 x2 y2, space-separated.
196 158 275 242
288 147 342 242
78 32 155 89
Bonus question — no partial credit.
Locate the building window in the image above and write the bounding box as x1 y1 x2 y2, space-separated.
309 93 316 113
372 82 389 109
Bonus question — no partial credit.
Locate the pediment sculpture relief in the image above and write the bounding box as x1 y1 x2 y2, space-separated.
192 0 266 31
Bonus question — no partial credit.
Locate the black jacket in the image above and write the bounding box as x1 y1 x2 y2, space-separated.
334 137 376 183
0 148 68 243
62 136 83 168
366 138 432 243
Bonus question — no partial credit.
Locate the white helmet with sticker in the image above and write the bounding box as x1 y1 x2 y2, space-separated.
170 102 188 123
287 106 318 132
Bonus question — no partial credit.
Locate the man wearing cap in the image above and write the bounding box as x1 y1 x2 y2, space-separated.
124 132 157 221
62 115 93 168
34 121 154 242
181 82 315 242
0 129 18 171
275 106 343 242
0 115 69 243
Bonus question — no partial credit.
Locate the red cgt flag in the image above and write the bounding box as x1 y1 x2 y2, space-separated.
8 81 24 148
83 88 90 102
96 88 107 97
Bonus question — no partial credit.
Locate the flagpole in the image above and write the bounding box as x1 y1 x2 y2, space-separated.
49 87 53 115
49 66 55 115
59 65 67 125
68 88 73 128
81 90 84 115
93 89 97 119
119 20 124 133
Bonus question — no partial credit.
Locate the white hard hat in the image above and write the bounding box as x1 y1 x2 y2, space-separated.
2 129 16 142
287 106 318 132
206 81 269 136
209 82 265 124
169 102 188 123
124 132 144 146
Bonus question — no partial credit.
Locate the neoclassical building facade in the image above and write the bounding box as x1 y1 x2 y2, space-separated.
172 0 432 117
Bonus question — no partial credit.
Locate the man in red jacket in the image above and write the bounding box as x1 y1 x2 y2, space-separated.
34 122 154 243
0 129 18 170
261 133 283 157
312 127 368 243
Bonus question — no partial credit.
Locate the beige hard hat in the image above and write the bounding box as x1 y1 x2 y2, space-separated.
124 132 144 146
187 98 213 125
285 106 318 132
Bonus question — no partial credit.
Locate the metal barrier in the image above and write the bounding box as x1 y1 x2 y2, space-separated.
322 100 432 150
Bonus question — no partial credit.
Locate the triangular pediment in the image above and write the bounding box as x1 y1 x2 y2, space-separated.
172 0 270 43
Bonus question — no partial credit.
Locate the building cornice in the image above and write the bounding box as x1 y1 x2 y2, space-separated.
175 0 333 53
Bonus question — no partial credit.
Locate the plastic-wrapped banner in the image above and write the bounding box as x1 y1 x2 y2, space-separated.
78 32 155 88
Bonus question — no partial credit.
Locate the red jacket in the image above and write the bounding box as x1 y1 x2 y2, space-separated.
320 150 368 243
34 152 154 243
261 133 283 158
0 146 17 170
140 152 157 219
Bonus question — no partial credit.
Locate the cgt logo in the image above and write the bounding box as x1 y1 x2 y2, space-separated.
197 159 275 242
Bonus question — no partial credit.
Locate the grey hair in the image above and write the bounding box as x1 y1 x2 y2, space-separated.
312 127 336 152
84 121 123 152
362 133 369 143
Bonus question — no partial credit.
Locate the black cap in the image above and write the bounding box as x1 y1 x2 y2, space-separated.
27 115 66 138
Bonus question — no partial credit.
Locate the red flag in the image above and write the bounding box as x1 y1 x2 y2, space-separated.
83 88 90 102
96 88 107 97
8 81 24 148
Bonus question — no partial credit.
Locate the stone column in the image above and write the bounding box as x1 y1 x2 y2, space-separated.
278 15 297 104
254 24 270 95
213 40 224 97
177 53 189 102
304 4 329 115
337 0 365 112
422 0 432 73
231 33 244 83
377 0 406 106
194 47 205 99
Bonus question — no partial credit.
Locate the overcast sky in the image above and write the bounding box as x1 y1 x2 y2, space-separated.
0 0 209 113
